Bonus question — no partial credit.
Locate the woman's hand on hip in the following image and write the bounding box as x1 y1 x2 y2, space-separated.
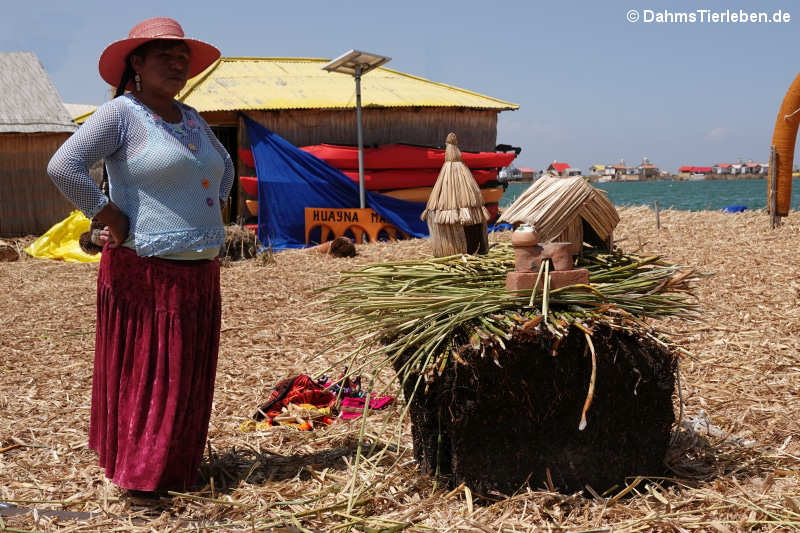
94 202 129 248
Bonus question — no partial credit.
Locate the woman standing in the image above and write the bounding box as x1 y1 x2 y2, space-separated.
48 17 234 492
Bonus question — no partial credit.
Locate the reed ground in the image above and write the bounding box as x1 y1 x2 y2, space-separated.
1 207 799 532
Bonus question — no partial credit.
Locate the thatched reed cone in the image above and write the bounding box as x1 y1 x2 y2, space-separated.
421 133 489 256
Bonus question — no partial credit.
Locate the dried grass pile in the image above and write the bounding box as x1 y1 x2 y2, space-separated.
1 207 799 532
221 224 258 261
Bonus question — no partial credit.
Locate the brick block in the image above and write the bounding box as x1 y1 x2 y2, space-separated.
506 269 590 291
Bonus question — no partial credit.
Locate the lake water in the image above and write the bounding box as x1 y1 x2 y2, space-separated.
500 178 800 211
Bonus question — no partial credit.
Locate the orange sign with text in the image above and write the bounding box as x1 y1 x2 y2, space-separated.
304 207 407 245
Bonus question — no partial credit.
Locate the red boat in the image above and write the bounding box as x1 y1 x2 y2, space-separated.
340 169 498 189
239 144 516 170
239 168 498 197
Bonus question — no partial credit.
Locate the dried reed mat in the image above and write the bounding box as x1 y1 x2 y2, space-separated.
1 208 800 532
499 175 619 243
421 133 489 226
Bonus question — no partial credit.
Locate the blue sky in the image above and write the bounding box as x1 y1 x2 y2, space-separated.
2 1 797 173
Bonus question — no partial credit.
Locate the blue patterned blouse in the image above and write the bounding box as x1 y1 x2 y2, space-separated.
48 94 234 257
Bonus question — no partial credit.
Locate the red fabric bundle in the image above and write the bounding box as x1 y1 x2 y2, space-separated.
253 375 336 424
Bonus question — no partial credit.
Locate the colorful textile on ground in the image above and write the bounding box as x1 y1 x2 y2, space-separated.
339 396 395 420
253 375 337 425
24 210 101 263
317 373 394 419
318 373 367 399
91 246 220 491
241 403 335 432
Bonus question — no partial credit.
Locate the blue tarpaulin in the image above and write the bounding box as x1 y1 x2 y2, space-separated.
721 205 747 213
244 116 429 250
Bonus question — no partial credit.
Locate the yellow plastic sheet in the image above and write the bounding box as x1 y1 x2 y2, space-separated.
24 210 101 263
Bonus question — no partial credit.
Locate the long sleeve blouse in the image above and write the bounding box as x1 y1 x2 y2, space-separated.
48 94 234 257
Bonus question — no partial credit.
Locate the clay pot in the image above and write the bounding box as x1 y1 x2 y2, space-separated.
511 227 539 247
542 242 574 271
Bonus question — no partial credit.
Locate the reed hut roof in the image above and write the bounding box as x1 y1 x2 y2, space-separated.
498 176 619 242
0 52 76 133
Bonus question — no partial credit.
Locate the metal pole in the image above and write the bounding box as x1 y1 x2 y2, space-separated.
768 145 779 229
654 200 660 230
355 65 365 209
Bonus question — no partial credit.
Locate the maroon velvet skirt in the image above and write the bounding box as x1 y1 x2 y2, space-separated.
90 246 221 491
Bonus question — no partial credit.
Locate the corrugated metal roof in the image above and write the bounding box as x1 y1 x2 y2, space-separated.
0 52 77 133
63 103 97 124
177 57 519 112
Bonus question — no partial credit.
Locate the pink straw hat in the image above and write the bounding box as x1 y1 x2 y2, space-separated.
98 17 220 89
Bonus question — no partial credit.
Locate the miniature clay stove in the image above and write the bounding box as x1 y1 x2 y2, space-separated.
506 225 590 291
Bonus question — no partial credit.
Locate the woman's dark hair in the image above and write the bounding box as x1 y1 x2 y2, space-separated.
114 61 136 98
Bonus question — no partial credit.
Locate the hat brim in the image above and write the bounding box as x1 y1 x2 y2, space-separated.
99 36 220 90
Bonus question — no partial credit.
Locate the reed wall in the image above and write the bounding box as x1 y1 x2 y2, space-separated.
0 133 101 236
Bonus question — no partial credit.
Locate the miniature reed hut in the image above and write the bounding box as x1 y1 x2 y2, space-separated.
422 133 489 256
499 175 619 253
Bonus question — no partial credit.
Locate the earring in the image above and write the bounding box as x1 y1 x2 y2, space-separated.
134 73 142 92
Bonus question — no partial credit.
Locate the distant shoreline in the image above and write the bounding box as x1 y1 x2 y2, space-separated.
586 173 767 183
501 176 799 211
502 174 769 186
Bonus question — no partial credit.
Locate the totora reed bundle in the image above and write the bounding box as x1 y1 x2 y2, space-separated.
321 244 701 493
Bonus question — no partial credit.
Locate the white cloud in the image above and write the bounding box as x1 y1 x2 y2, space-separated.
705 127 729 141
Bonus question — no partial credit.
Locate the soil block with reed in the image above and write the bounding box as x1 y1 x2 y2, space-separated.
395 323 677 496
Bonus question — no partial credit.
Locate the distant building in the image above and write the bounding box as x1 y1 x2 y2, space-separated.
547 161 571 176
713 163 732 175
734 161 765 175
589 164 605 176
637 157 659 179
605 159 635 179
678 166 712 177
